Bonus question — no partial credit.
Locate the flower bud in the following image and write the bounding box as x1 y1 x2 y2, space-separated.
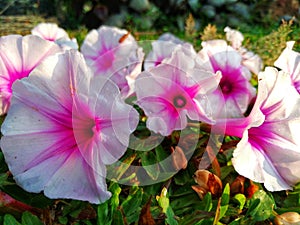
191 185 207 200
274 212 300 225
193 169 223 198
230 175 245 195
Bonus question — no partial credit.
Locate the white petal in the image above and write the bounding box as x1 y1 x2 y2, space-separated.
233 131 291 191
45 151 111 204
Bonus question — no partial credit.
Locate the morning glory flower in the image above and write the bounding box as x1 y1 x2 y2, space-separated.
31 22 69 41
136 49 220 136
158 32 185 44
144 33 193 70
0 35 61 115
224 26 263 75
274 41 300 93
224 26 244 50
0 50 139 204
81 25 144 97
232 67 300 191
31 22 78 50
198 40 256 118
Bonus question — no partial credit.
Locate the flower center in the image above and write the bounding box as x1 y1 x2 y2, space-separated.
92 118 101 134
45 37 56 42
220 79 233 94
173 95 187 108
154 56 164 66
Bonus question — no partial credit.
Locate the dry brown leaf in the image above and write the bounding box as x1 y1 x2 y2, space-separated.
138 197 156 225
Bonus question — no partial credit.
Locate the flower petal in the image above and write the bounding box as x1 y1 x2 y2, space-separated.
44 150 111 204
274 41 300 93
232 130 292 190
0 35 61 115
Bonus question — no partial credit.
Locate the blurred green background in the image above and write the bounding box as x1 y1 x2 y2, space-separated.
0 0 299 32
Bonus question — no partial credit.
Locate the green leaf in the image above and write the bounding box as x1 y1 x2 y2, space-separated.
228 218 241 225
140 151 160 180
21 211 43 225
82 221 93 225
107 152 137 181
157 188 178 225
0 173 12 187
157 188 169 214
247 199 260 214
121 186 143 223
143 182 164 197
166 206 178 225
171 192 203 211
195 218 214 225
1 185 52 208
179 210 215 225
112 209 125 225
174 170 191 186
220 166 234 180
292 182 300 192
97 182 122 225
246 190 274 222
117 172 137 185
219 183 230 219
72 222 80 225
69 208 83 218
97 201 111 225
203 193 213 212
3 214 21 225
155 145 170 172
110 183 122 212
228 216 255 225
0 152 9 173
233 194 246 210
283 193 300 208
193 192 212 212
58 216 68 224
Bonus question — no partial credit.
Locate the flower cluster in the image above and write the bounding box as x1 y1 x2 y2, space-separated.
0 22 299 204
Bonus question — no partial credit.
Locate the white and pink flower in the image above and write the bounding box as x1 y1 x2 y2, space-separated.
143 33 191 70
231 67 300 191
198 40 256 118
136 49 220 136
0 35 61 115
81 26 144 97
274 41 300 93
0 50 139 204
224 26 263 75
31 22 78 50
